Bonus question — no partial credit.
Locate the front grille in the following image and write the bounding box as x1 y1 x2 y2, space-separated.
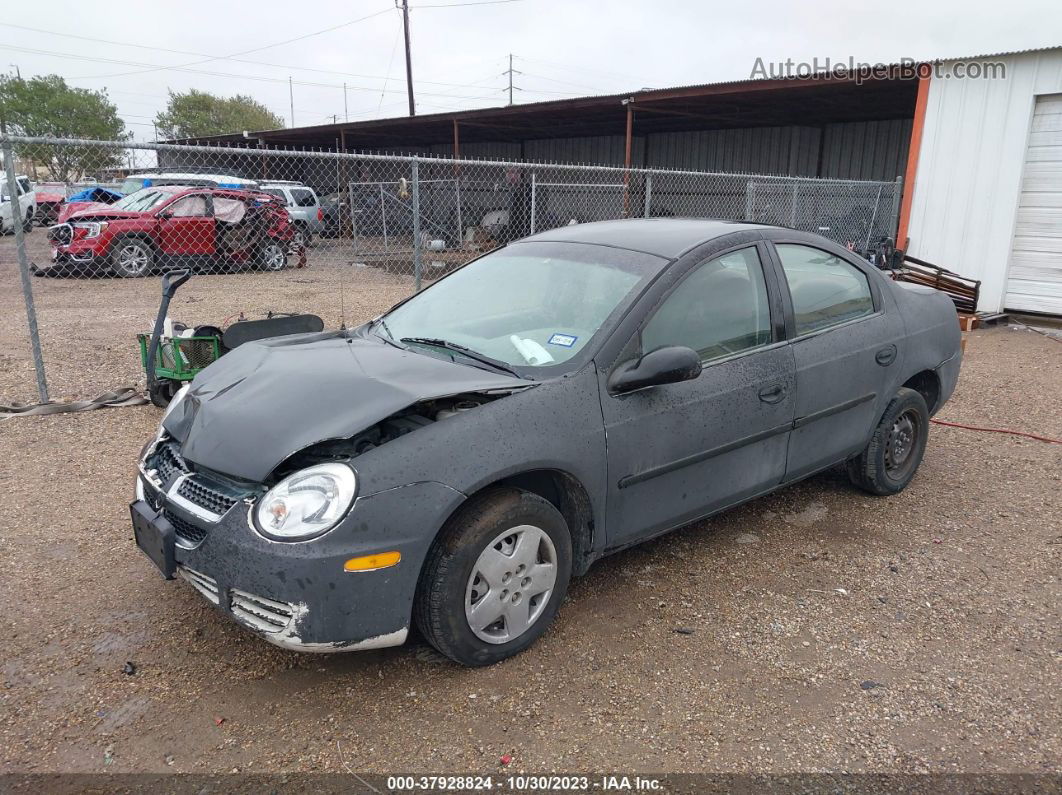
48 223 72 246
176 477 240 517
153 441 190 486
178 566 219 605
230 588 297 633
164 509 209 546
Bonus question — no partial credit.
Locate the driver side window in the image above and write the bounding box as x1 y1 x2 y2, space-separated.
641 247 772 362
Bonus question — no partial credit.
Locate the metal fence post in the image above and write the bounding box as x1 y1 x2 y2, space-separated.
2 133 49 403
644 173 652 218
530 172 537 234
891 175 904 242
411 157 422 291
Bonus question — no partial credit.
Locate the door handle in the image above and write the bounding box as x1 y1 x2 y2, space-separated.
758 383 787 404
875 345 897 367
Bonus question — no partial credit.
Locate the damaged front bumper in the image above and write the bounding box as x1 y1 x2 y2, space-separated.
132 458 465 653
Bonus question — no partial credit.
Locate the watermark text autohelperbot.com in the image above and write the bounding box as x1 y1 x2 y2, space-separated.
750 56 1006 84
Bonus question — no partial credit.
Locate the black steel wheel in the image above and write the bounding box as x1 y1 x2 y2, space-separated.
847 387 930 496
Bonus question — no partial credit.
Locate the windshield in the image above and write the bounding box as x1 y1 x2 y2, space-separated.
114 187 179 212
379 241 664 374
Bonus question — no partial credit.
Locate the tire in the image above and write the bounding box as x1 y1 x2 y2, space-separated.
259 239 288 271
846 387 930 496
110 236 155 278
22 210 33 233
291 224 312 249
415 487 573 666
148 380 178 408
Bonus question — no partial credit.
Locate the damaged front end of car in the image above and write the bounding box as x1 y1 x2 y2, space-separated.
131 331 533 652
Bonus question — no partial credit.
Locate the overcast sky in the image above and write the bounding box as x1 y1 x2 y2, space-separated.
2 0 1059 140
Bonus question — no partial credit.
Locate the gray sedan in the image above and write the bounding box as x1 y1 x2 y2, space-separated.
131 219 962 666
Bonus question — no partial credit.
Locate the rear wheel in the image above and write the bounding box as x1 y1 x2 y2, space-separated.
847 387 929 495
110 237 154 278
22 209 33 233
415 487 572 666
259 239 287 271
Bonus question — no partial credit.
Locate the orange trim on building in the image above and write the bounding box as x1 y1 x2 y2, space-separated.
897 75 931 249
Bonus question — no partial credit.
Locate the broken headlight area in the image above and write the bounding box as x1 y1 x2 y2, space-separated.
139 436 260 548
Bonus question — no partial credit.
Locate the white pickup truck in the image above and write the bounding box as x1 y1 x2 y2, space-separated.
0 175 37 235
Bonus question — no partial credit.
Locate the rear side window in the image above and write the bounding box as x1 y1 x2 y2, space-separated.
260 188 288 204
17 176 31 194
642 246 772 362
290 188 317 207
775 244 874 336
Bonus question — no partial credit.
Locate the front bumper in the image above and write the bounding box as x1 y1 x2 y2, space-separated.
133 470 465 653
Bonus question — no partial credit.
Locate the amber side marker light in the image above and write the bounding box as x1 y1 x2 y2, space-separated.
343 551 401 572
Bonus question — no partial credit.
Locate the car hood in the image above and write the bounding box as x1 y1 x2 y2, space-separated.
65 205 141 221
163 331 532 482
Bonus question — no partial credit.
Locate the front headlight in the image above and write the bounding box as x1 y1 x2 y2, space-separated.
255 463 357 541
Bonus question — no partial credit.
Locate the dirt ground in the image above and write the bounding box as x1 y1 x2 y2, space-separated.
0 230 1060 776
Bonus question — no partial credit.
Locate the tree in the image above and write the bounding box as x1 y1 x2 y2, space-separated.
0 75 129 182
155 90 284 140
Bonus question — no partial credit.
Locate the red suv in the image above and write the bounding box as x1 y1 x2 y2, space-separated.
48 185 293 277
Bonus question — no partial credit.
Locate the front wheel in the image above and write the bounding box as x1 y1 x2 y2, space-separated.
415 487 572 666
110 237 154 277
259 239 288 271
22 210 33 233
846 387 929 495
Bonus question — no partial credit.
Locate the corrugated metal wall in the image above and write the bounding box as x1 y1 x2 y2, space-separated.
907 49 1062 312
645 126 821 175
820 119 912 180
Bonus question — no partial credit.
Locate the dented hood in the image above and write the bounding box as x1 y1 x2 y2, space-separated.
163 331 531 481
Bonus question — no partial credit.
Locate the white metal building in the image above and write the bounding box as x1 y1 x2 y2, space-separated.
906 47 1062 315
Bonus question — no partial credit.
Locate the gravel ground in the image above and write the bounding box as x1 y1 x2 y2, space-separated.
1 231 1060 776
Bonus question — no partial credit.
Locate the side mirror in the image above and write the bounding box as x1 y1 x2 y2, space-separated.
158 209 173 220
608 345 702 395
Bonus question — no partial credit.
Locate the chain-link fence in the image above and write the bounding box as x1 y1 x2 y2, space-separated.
1 135 901 403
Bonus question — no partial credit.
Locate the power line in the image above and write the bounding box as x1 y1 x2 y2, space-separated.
64 7 396 81
0 20 515 93
0 45 504 102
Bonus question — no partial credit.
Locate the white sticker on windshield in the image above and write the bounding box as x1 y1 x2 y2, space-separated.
548 333 577 348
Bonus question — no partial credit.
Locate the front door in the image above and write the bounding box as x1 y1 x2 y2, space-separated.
767 241 906 480
157 193 215 256
600 244 796 547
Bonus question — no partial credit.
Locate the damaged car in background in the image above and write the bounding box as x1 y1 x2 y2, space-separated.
43 185 293 277
131 218 962 666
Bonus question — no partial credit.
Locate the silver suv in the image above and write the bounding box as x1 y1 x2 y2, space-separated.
259 182 323 248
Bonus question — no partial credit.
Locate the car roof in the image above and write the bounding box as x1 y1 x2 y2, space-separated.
522 218 773 258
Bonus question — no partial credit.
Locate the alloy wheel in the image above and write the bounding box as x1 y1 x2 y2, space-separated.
116 243 150 276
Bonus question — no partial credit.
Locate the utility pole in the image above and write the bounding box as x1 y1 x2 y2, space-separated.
288 76 295 127
398 0 415 116
10 64 20 79
503 54 522 106
343 82 348 122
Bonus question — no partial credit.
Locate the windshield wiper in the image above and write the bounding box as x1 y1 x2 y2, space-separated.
368 317 406 350
400 337 522 378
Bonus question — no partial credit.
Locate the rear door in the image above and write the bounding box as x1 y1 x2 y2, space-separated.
599 242 795 547
764 238 905 480
157 193 215 255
